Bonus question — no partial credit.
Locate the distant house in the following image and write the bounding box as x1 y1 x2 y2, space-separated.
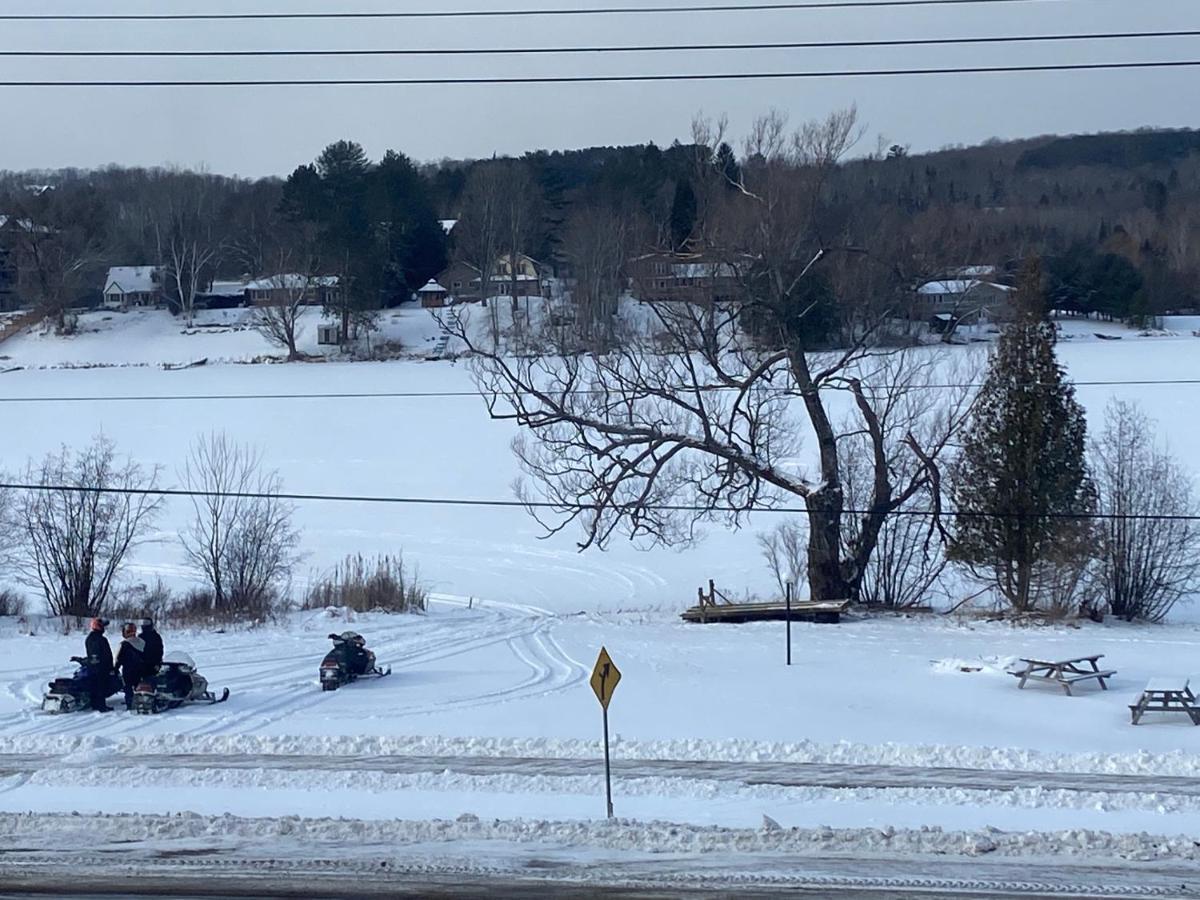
102 266 163 310
914 279 1014 324
244 274 340 307
437 254 546 304
417 279 450 309
627 251 741 304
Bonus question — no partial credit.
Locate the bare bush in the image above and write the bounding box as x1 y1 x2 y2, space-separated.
758 520 806 599
0 588 25 617
105 579 175 627
180 433 300 621
1092 399 1200 622
303 553 427 614
15 437 163 618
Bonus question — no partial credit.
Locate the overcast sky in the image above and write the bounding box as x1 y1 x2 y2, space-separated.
0 0 1196 177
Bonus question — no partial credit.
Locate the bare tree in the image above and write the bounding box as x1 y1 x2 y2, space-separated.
15 437 163 618
179 433 300 617
758 519 806 599
251 240 325 361
1092 399 1200 622
3 185 105 332
154 171 223 328
455 163 507 346
498 160 543 339
562 203 631 352
449 110 977 604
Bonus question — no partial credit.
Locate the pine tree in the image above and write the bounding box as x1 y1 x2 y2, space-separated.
669 179 697 251
949 260 1095 612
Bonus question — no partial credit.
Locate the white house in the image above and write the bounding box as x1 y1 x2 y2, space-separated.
103 266 163 310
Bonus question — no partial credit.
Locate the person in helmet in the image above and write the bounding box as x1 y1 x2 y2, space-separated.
84 618 114 713
139 618 164 674
114 623 147 711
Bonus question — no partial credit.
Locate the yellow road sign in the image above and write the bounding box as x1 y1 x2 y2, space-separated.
590 646 621 710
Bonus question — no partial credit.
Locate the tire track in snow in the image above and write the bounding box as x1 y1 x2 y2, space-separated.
0 595 585 738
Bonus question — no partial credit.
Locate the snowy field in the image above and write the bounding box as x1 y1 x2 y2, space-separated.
1 310 1200 893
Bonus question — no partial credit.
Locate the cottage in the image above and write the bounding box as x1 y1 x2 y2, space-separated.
436 254 546 304
418 279 450 309
244 274 340 307
103 266 163 310
913 279 1014 323
627 251 741 304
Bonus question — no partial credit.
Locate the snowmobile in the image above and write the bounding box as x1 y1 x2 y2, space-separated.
132 652 229 714
41 656 121 714
319 631 390 691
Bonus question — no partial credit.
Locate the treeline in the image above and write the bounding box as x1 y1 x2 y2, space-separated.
2 123 1199 333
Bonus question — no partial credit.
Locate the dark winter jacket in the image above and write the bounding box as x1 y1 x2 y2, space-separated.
115 637 146 688
140 626 164 671
85 630 114 673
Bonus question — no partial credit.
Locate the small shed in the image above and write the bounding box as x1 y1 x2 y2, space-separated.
317 323 342 345
418 279 450 309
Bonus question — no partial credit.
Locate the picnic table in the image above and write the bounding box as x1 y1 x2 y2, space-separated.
1130 678 1200 725
1011 655 1116 696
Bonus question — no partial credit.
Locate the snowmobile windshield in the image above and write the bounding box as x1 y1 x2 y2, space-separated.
162 651 196 670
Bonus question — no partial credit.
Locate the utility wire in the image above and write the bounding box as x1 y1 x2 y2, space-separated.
0 480 1195 522
5 30 1196 58
0 378 1197 404
0 0 1087 22
3 60 1196 86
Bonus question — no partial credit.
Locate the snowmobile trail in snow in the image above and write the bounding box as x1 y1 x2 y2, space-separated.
0 596 586 738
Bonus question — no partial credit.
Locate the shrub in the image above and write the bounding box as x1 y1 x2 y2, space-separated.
303 553 427 614
0 588 25 617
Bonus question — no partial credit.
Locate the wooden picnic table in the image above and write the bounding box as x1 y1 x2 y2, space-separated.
1012 655 1116 696
1130 678 1200 725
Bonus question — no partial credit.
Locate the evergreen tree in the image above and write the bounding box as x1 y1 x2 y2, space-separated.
372 150 447 302
281 140 376 342
949 261 1095 612
669 179 697 251
715 142 741 189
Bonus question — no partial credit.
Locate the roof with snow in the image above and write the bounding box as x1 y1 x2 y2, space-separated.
672 262 737 279
243 274 339 291
104 266 160 295
0 215 51 234
440 219 458 234
917 279 1014 296
419 279 449 293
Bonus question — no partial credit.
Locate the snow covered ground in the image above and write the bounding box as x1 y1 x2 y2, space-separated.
1 311 1199 892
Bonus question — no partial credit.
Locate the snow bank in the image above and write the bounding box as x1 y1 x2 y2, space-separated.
1 809 1195 863
6 732 1200 778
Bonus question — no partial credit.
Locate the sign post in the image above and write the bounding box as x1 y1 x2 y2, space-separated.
786 581 793 666
589 646 622 819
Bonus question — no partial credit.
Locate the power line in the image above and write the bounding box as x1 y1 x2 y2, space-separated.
0 0 1085 22
0 480 1195 523
6 30 1196 58
1 377 1197 404
2 60 1195 86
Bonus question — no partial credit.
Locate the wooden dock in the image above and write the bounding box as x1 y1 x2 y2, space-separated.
681 581 849 624
681 599 849 624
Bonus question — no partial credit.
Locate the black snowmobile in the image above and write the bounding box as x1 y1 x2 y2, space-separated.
319 631 390 691
132 652 229 714
41 656 122 713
